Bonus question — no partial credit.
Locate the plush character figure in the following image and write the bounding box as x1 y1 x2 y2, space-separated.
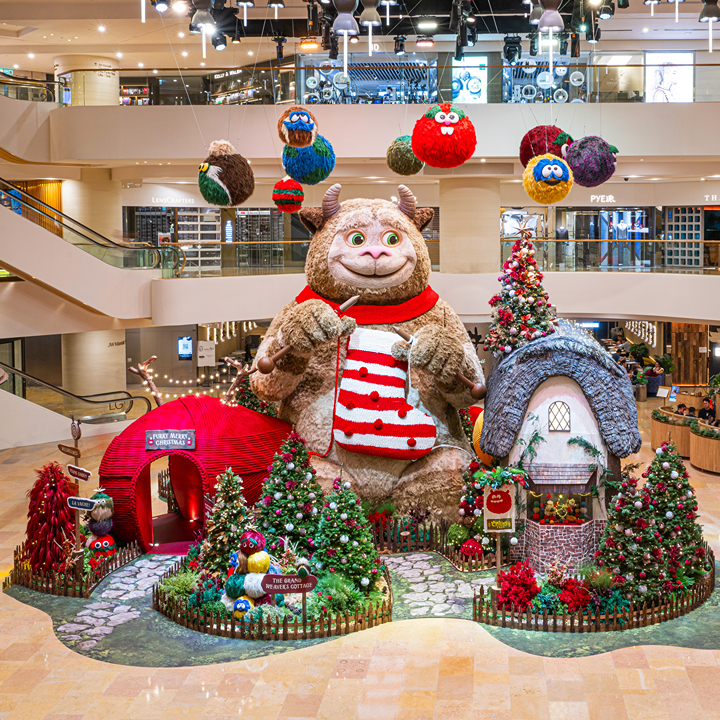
545 500 556 524
86 492 114 540
565 136 618 188
519 125 573 168
88 535 116 559
239 530 265 556
251 184 484 516
411 103 477 169
277 106 318 148
198 140 255 207
283 136 335 185
523 153 573 205
566 498 578 523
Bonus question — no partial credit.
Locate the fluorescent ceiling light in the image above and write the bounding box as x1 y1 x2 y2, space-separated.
417 20 437 29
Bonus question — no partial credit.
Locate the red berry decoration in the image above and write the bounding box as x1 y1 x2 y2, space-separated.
411 103 476 169
272 177 304 213
519 125 573 168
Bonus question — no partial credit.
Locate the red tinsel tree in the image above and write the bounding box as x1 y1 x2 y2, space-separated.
483 226 557 358
24 462 75 574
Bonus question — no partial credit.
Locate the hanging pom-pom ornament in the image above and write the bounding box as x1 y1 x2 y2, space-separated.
656 448 663 455
285 523 294 531
523 154 573 205
295 512 303 519
308 492 316 499
411 103 477 169
283 135 335 186
340 534 349 543
277 106 318 148
519 125 573 168
386 134 425 176
634 501 642 509
340 513 348 520
329 502 337 510
564 136 618 187
274 492 282 500
662 462 670 469
287 463 295 471
343 481 351 489
481 537 490 546
198 139 255 207
360 578 370 587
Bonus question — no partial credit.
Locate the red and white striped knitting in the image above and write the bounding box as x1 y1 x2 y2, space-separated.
333 328 437 460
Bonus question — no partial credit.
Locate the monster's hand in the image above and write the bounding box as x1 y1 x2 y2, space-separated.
392 325 473 393
277 300 356 357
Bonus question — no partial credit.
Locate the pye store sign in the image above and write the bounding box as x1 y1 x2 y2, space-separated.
590 195 616 203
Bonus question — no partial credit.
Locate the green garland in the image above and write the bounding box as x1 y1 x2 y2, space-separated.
652 409 693 426
471 466 528 489
515 413 546 469
690 420 720 440
567 436 612 491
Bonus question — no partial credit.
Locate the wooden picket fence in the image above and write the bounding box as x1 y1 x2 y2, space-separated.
157 468 179 513
2 541 142 599
370 518 510 572
472 544 716 633
153 557 393 641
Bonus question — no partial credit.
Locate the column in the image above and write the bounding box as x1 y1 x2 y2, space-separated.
439 177 501 274
61 330 127 396
62 168 123 242
53 55 119 107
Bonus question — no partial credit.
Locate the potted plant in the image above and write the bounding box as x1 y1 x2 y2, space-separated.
630 343 650 364
635 371 648 402
654 353 676 387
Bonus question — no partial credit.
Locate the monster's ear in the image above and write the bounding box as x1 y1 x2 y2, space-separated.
298 207 326 235
414 207 434 232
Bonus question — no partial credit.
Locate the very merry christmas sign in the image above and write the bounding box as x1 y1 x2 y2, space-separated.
484 486 515 533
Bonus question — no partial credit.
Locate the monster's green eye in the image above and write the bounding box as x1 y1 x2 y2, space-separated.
345 231 366 248
382 231 401 247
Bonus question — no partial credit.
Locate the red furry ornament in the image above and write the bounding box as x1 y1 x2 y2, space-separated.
411 103 476 169
519 125 573 168
272 177 304 213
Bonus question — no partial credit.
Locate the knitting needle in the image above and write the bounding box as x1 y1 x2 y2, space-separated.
257 295 361 374
392 326 487 401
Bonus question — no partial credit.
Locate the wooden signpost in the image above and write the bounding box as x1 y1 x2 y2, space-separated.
67 465 92 482
260 573 318 639
484 485 516 580
58 444 81 459
67 496 96 581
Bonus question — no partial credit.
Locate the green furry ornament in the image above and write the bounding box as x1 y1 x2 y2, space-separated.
386 135 424 176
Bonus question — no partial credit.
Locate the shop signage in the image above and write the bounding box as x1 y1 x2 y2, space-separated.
699 347 708 353
484 485 515 532
590 195 616 203
704 195 720 202
260 574 318 594
213 69 243 80
58 443 81 459
198 341 216 366
67 496 97 511
146 429 196 450
67 464 92 482
150 196 195 205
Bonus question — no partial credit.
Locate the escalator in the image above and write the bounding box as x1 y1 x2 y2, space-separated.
0 177 185 317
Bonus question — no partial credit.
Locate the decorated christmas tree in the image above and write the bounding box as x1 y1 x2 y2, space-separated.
256 432 323 555
234 375 277 416
595 470 666 602
642 441 711 591
315 478 384 592
24 462 75 574
458 408 474 443
458 458 484 519
483 226 557 358
200 468 253 574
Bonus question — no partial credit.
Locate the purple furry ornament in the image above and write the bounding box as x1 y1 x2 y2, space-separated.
565 136 619 188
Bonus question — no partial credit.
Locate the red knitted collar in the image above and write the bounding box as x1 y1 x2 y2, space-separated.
295 285 439 325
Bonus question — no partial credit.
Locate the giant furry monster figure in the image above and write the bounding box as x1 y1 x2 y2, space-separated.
251 184 483 515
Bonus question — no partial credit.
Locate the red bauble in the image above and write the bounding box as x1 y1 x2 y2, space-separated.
272 177 304 213
411 103 476 169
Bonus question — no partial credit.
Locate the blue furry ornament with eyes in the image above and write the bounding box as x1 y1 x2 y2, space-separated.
277 106 318 148
523 153 574 204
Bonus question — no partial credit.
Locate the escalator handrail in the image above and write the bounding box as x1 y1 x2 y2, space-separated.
0 176 129 250
0 77 55 103
0 360 153 415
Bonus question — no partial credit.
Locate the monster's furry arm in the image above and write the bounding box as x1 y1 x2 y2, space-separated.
251 300 356 403
393 300 484 408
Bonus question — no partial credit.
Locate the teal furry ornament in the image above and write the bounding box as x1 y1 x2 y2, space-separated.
386 135 424 176
283 135 335 185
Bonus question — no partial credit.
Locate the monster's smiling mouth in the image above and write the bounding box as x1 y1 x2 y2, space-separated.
340 259 409 278
542 178 561 186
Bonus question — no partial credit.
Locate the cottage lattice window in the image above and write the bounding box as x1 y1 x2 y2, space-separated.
548 401 571 432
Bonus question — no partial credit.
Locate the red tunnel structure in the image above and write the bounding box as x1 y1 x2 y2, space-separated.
99 395 291 553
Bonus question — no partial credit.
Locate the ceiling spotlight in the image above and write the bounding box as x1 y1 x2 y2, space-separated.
529 32 539 54
299 36 321 50
394 34 406 55
28 53 35 59
268 0 285 19
13 64 18 69
598 0 615 19
416 34 435 48
586 23 601 42
116 52 123 58
191 8 215 30
138 62 144 67
273 35 286 58
503 35 522 65
181 50 188 56
212 33 227 50
152 0 169 11
529 4 543 24
189 22 201 33
700 0 720 21
538 0 565 32
98 25 106 32
350 34 360 43
467 25 477 45
417 19 438 29
172 0 188 10
328 33 339 59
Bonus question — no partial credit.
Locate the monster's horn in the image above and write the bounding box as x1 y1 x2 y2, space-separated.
322 183 342 219
397 185 416 220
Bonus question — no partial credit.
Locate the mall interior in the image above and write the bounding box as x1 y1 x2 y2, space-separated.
2 0 720 717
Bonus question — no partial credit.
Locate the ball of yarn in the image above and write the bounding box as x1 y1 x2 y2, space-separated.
243 572 267 599
523 153 574 204
198 139 255 207
519 125 573 168
272 177 304 212
247 550 271 574
283 135 335 185
565 136 618 187
239 530 266 556
411 103 476 169
224 573 246 600
386 135 424 176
